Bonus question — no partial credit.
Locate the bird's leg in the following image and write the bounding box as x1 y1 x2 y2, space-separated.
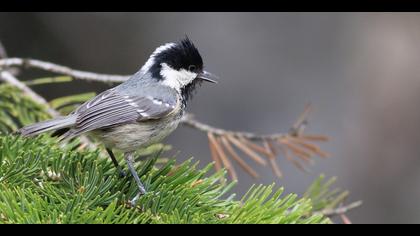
105 148 126 178
124 152 147 207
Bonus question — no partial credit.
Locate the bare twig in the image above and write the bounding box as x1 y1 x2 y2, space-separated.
290 103 311 136
0 58 129 83
181 114 288 140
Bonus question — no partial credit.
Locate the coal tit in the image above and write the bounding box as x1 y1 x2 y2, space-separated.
19 37 218 206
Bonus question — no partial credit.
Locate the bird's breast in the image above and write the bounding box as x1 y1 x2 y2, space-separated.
91 113 182 153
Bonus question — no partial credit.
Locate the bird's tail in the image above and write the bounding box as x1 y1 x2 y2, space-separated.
19 115 77 137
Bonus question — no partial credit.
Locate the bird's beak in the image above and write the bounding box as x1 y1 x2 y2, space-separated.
197 71 218 84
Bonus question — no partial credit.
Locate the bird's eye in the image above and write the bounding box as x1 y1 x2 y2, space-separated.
188 65 197 71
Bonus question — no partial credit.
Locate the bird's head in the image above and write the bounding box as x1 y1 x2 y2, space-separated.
141 37 218 101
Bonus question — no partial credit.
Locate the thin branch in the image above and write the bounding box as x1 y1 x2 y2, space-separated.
181 114 288 141
290 103 311 136
0 58 129 83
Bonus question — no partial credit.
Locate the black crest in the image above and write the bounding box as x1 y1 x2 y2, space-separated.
149 37 203 80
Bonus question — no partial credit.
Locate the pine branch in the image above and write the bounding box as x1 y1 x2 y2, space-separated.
0 134 331 224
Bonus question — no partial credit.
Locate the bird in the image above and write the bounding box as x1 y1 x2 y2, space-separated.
18 37 218 206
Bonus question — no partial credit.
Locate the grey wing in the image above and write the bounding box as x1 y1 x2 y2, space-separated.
61 88 178 139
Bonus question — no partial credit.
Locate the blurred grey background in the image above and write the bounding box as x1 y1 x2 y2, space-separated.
1 12 420 223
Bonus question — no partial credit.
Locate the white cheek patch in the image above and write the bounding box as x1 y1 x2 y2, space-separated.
160 63 197 91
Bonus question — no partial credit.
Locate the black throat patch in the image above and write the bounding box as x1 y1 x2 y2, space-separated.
180 79 203 107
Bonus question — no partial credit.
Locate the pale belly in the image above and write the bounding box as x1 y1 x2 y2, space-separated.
91 119 180 153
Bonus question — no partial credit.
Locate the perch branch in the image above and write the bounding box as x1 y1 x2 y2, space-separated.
0 58 129 83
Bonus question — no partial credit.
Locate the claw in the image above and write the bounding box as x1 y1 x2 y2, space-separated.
129 194 140 207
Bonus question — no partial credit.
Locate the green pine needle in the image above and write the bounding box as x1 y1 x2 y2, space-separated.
0 135 330 224
0 81 348 224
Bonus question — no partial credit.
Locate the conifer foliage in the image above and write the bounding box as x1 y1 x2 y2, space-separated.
0 83 354 224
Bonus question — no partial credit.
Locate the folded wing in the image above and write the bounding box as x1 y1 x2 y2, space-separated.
61 88 177 140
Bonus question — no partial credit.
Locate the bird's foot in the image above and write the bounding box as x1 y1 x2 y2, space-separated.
129 191 146 208
124 152 147 208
